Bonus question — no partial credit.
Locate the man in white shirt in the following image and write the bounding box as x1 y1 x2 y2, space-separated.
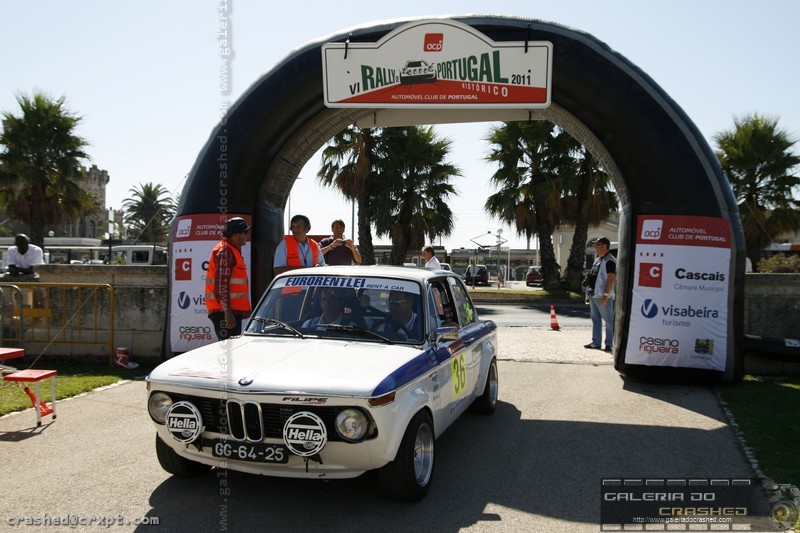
422 245 441 269
5 234 44 278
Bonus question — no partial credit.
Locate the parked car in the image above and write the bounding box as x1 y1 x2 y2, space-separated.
526 266 543 287
463 264 489 286
439 262 452 271
147 265 498 501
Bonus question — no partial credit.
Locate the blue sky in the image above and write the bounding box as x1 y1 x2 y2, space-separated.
2 1 798 250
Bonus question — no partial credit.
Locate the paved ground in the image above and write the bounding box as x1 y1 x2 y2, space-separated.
0 327 774 532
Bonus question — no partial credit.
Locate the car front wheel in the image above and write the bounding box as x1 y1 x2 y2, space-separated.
378 410 435 501
155 434 211 477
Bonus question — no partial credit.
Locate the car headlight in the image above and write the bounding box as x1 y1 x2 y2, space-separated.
335 408 368 442
148 392 174 424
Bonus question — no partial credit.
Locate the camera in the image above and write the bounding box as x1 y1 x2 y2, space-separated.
764 480 800 530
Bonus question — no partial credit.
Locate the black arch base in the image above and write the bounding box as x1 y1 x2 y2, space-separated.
172 15 745 382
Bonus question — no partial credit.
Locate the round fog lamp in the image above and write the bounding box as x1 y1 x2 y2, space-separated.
148 392 173 424
335 409 368 442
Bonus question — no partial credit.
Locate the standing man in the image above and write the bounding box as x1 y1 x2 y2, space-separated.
584 237 616 352
320 219 361 266
274 214 325 274
205 217 251 341
422 245 441 269
5 234 44 279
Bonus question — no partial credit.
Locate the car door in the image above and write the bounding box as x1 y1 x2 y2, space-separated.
426 278 471 432
447 277 484 398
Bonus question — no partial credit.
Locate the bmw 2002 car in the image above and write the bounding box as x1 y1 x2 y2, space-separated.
398 60 437 85
147 266 498 501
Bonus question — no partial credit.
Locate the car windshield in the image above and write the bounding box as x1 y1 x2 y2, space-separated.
245 274 425 344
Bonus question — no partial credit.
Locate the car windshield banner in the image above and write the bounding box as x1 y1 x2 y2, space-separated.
170 213 252 352
322 19 552 108
625 215 731 371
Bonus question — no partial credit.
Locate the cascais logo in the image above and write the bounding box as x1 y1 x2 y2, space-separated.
639 263 662 288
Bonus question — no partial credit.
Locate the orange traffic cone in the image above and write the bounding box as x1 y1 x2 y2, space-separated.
550 305 561 331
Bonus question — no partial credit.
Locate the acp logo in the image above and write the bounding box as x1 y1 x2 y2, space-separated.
424 33 443 52
175 218 192 239
641 219 663 240
639 263 662 288
640 298 659 318
175 258 192 281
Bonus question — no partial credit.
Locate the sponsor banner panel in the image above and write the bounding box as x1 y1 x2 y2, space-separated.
626 215 731 371
323 19 552 108
170 213 251 352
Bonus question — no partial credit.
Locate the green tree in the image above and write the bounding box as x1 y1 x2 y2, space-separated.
122 182 176 243
715 114 800 270
0 92 97 246
371 126 460 264
485 121 571 289
560 147 617 291
317 126 380 264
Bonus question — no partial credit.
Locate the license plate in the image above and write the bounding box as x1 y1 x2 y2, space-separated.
209 439 289 463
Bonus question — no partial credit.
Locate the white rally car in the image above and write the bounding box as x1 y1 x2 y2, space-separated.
147 265 498 501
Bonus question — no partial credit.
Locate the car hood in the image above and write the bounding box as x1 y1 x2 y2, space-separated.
148 335 425 397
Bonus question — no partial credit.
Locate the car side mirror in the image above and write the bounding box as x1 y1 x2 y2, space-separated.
434 326 459 345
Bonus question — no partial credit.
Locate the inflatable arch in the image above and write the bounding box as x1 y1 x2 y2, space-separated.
171 15 745 382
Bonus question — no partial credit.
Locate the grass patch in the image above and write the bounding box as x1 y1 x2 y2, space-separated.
0 363 151 417
718 375 800 487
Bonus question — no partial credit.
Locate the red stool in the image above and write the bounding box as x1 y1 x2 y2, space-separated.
3 369 58 426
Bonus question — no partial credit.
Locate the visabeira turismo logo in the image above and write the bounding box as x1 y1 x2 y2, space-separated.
424 33 443 52
641 298 659 318
641 219 663 240
639 263 662 288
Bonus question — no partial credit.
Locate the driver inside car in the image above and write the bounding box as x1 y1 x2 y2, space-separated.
302 288 345 328
377 290 421 340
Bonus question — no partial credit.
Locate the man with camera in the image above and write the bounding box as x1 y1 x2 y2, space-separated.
320 218 361 266
583 237 616 353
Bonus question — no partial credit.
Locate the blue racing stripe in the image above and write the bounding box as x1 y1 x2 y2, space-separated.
372 349 439 396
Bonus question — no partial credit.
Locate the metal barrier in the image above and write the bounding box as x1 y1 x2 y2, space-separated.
0 282 115 365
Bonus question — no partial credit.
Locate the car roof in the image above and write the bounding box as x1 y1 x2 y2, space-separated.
273 264 460 283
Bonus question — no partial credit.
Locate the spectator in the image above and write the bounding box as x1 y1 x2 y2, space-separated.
320 219 361 265
584 237 616 352
422 245 441 269
5 234 44 279
274 214 325 274
205 217 251 340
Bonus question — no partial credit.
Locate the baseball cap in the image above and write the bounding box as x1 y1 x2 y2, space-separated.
224 217 250 235
594 237 611 246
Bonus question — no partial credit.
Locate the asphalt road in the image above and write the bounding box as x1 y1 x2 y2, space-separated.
0 326 772 533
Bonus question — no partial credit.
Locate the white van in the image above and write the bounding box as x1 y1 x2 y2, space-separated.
111 245 168 265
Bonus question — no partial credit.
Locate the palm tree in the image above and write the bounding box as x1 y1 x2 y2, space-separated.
317 126 380 264
122 182 176 243
0 92 98 246
560 148 617 291
484 121 573 289
714 114 800 270
371 126 460 264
